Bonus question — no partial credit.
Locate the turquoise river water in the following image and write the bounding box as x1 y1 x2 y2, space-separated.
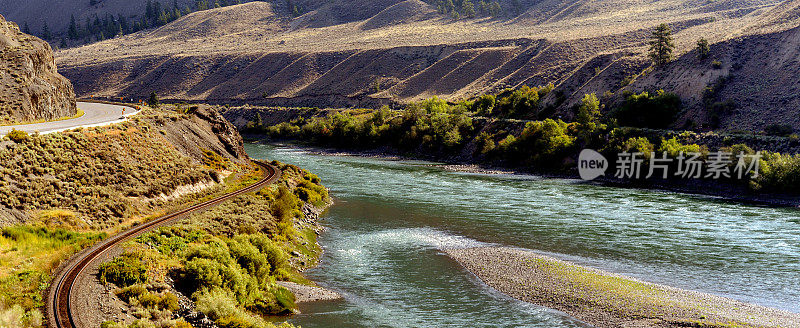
245 143 800 328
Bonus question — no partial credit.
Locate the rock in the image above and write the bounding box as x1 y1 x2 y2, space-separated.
0 14 76 123
191 105 247 161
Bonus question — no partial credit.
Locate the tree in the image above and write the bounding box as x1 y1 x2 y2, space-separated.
68 15 79 40
84 17 92 36
147 92 160 108
146 0 155 19
696 38 710 59
42 22 51 40
649 23 674 66
22 22 30 34
489 1 502 17
576 93 604 142
462 0 476 18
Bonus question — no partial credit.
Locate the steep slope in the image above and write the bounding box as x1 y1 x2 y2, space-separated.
0 14 75 123
54 0 800 131
624 24 800 131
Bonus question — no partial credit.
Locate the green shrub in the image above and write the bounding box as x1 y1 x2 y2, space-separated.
475 132 496 155
115 285 147 302
473 94 496 115
612 90 681 129
495 85 552 118
752 152 800 193
764 124 793 137
696 38 710 59
100 321 120 328
202 148 230 171
622 137 654 158
511 119 576 166
216 316 251 328
138 293 160 309
303 173 321 184
98 253 148 286
657 138 703 157
6 129 28 143
272 286 296 311
159 293 180 311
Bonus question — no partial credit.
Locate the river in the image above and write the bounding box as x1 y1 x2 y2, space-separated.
245 143 800 327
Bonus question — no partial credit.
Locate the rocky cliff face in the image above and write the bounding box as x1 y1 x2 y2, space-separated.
155 104 249 164
0 14 75 123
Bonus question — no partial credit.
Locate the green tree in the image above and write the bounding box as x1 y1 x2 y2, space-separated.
649 23 674 66
473 94 496 115
68 15 79 40
147 92 160 108
146 0 155 19
462 0 476 18
575 93 604 142
22 22 30 34
41 22 51 40
696 38 710 59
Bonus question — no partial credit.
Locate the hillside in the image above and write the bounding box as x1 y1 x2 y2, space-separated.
53 0 800 131
0 14 75 124
0 104 248 227
0 0 197 37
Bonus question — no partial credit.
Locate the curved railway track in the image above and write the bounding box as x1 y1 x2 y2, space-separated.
47 161 281 328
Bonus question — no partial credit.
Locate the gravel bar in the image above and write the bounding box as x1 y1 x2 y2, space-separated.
446 247 800 328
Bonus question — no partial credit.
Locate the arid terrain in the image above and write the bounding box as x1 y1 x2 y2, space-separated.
42 0 800 131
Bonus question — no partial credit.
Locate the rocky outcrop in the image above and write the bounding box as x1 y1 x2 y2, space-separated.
0 14 75 123
149 104 249 164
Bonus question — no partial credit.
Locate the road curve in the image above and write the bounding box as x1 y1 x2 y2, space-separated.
0 101 138 137
47 161 281 328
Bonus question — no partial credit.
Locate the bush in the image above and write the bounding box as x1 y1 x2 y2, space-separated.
159 293 180 312
6 129 28 143
511 119 576 166
622 137 654 158
0 304 42 328
98 252 148 286
657 138 703 157
303 173 321 184
473 94 496 115
495 85 552 118
116 285 147 302
202 148 230 171
765 124 793 137
752 152 800 193
612 90 682 129
138 293 161 309
216 316 251 328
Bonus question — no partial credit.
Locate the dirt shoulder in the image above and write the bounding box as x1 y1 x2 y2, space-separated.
446 246 800 328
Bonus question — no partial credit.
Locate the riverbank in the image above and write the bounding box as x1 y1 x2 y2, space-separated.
254 140 800 207
446 247 800 328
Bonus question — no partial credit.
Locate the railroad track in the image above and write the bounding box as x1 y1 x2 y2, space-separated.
47 161 281 328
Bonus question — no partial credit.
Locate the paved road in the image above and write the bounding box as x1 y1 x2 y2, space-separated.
0 101 138 136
